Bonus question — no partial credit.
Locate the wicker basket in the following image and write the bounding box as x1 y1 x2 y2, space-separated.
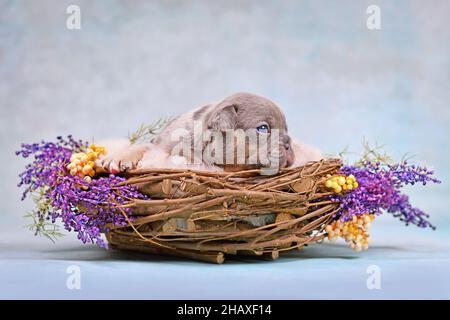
105 159 342 263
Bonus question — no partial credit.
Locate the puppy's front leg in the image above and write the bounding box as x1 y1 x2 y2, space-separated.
96 139 150 174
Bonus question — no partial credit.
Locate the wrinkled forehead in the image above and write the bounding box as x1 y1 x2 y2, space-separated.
234 98 288 130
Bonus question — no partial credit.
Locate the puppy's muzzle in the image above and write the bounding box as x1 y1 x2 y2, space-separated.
282 135 295 168
262 134 294 170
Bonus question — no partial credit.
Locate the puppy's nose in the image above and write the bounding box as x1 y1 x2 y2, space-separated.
284 143 291 151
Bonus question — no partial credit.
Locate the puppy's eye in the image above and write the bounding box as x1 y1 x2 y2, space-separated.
256 124 270 134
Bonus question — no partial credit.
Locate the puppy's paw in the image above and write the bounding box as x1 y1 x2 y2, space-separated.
97 157 137 174
95 141 149 174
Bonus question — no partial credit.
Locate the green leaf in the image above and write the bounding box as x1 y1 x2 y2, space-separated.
128 117 174 144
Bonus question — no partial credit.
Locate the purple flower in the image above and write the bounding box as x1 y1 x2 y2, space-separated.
16 136 146 248
333 161 441 229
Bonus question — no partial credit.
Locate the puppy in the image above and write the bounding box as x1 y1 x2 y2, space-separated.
98 92 322 174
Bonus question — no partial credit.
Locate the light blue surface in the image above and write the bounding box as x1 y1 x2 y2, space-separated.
1 0 449 299
1 216 450 299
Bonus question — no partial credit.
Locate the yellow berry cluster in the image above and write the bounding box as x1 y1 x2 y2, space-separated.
325 214 375 252
66 144 107 182
325 174 358 193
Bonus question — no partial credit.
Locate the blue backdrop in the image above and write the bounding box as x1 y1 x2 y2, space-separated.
1 0 449 299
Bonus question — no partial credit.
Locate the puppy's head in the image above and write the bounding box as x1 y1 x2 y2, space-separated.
205 92 294 172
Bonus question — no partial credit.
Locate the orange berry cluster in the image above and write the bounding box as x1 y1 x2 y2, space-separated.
66 144 107 182
325 214 375 252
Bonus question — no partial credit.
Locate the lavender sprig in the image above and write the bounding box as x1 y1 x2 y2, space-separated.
16 136 146 248
334 161 441 229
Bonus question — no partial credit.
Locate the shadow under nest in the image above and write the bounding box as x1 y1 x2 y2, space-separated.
105 158 342 264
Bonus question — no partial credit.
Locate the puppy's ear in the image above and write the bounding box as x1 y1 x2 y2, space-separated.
207 104 238 131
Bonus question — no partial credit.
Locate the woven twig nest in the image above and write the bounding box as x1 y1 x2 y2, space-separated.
105 159 342 263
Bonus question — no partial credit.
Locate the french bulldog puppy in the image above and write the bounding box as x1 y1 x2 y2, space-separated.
97 92 322 174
